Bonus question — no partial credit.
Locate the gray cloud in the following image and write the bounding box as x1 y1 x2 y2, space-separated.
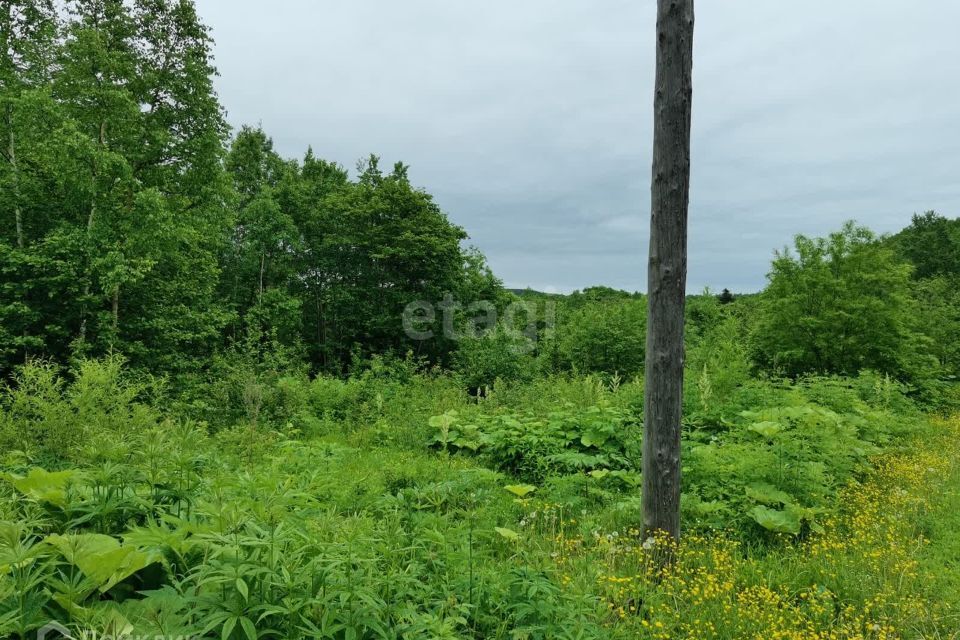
196 0 960 293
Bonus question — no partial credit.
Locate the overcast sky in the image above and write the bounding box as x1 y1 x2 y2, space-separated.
194 0 960 293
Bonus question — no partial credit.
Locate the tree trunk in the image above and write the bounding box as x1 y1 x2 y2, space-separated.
111 284 119 336
7 103 29 362
316 290 328 370
258 253 265 303
87 121 105 232
6 107 23 249
642 0 695 544
79 199 96 344
79 121 106 344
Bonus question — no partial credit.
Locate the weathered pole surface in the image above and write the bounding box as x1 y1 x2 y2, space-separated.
642 0 694 543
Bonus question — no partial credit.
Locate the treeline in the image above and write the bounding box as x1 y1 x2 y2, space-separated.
491 215 960 406
3 2 959 407
0 0 499 380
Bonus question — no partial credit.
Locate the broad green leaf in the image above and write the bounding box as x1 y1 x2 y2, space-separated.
428 411 458 429
222 616 237 640
100 610 135 639
45 533 159 592
236 577 249 601
52 592 93 618
504 484 537 498
748 505 801 535
745 483 794 506
747 421 783 438
239 616 257 640
452 436 480 451
494 527 520 542
580 430 608 448
689 499 726 515
3 468 82 507
789 504 825 534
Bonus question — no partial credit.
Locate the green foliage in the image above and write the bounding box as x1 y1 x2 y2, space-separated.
555 297 646 376
683 374 916 534
0 347 941 639
752 222 938 384
748 504 802 535
0 357 160 463
0 0 232 377
0 358 609 638
684 302 752 418
2 468 82 507
221 127 303 350
913 276 960 381
430 405 638 481
188 327 307 428
452 328 537 391
2 0 960 635
295 155 476 370
46 532 159 593
889 211 960 279
0 1 503 379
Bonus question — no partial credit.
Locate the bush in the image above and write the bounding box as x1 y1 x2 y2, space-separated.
684 399 914 536
429 404 639 481
684 312 752 418
751 222 938 384
453 329 537 392
0 357 160 464
555 298 646 376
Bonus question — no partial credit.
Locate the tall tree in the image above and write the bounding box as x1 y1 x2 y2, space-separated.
1 0 57 249
122 0 232 374
889 211 960 280
752 222 935 382
643 0 695 543
310 156 468 369
55 0 141 348
43 0 231 373
287 147 349 370
0 0 59 367
222 126 302 349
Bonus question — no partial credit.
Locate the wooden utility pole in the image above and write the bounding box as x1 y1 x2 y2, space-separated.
642 0 694 543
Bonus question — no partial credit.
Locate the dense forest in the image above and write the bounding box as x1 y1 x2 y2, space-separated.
3 1 960 639
0 0 503 380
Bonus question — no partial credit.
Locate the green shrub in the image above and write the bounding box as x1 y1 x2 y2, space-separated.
452 328 537 391
430 405 639 481
683 397 922 536
555 298 646 376
684 313 752 418
751 222 939 386
0 357 160 464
